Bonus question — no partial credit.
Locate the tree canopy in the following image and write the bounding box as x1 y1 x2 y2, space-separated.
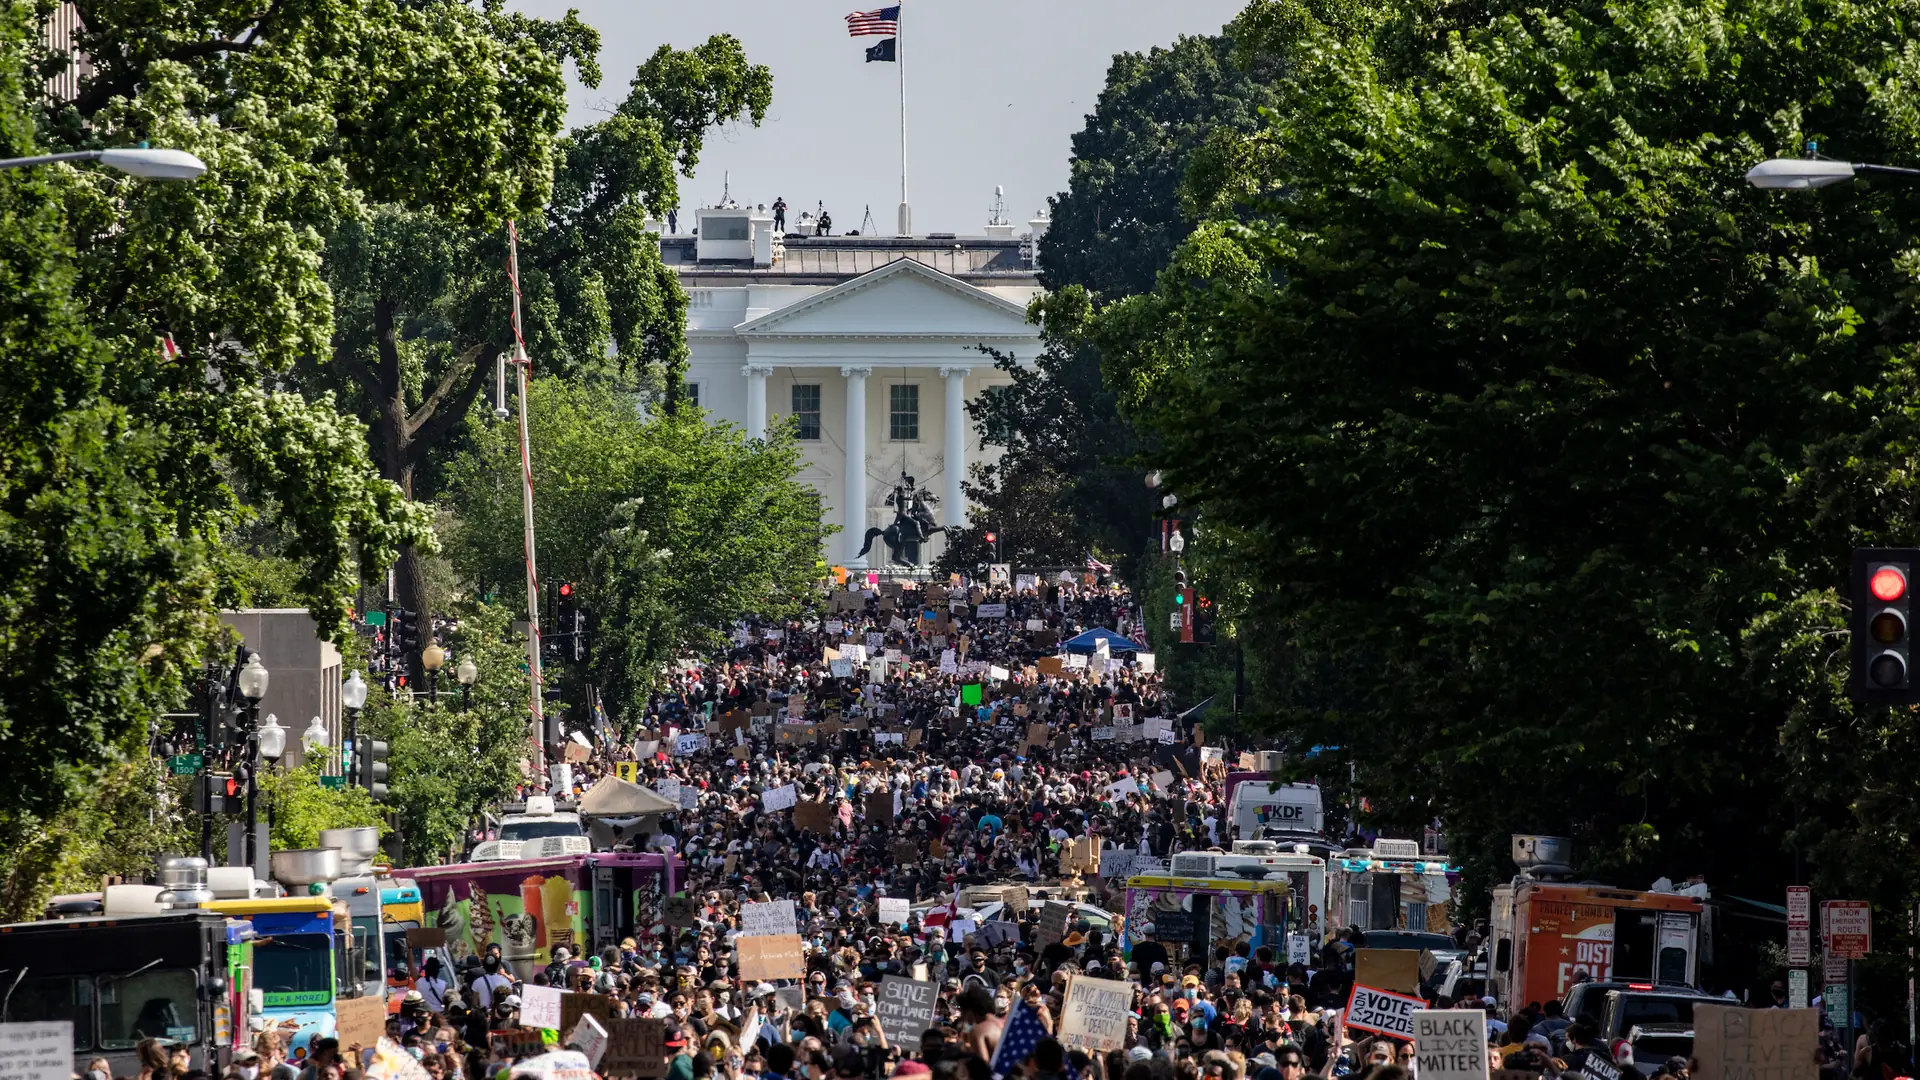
1100 0 1920 904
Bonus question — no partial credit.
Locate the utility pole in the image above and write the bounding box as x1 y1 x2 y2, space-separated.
506 221 547 774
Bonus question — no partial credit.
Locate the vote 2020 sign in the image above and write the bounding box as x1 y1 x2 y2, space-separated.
1345 983 1425 1039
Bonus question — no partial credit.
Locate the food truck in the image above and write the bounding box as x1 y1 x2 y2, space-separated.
1121 869 1292 964
202 896 340 1056
0 908 255 1076
1487 835 1704 1012
1329 838 1460 933
406 852 676 977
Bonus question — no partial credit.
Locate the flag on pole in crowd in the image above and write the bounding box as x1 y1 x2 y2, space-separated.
989 1000 1047 1079
864 38 896 63
1086 555 1113 573
846 6 900 35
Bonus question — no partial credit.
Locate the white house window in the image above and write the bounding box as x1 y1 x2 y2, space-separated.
889 384 919 441
792 384 821 440
685 382 700 409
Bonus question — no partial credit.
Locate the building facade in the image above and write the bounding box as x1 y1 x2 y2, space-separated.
669 205 1048 567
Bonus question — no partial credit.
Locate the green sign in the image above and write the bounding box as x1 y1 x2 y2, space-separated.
363 610 388 626
168 753 203 775
960 683 983 706
320 775 347 790
263 990 333 1008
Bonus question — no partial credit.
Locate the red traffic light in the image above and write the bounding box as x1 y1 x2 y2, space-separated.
1872 566 1908 602
559 582 574 597
983 532 997 544
224 777 239 797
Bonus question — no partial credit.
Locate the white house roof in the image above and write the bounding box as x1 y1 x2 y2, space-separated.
732 257 1035 340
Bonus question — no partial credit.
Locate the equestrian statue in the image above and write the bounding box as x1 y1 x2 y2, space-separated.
856 474 948 566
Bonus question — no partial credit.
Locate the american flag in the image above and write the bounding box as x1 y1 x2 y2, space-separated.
1086 555 1113 573
845 5 900 35
989 1000 1048 1079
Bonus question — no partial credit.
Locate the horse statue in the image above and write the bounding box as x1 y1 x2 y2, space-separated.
856 474 948 566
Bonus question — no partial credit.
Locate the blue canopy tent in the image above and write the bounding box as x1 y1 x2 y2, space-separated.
1061 627 1145 654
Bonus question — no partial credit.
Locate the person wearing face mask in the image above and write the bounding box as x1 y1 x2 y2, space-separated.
85 1059 112 1080
225 1049 264 1080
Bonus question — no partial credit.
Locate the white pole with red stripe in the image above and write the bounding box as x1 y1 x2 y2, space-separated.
506 221 547 776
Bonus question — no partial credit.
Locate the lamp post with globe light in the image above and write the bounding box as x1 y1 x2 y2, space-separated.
301 716 330 769
237 654 269 870
456 655 479 711
421 641 446 709
342 671 368 779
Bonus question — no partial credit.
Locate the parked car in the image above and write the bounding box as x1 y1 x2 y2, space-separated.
1601 990 1708 1044
1564 980 1708 1028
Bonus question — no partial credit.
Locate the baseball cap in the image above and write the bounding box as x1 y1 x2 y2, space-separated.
894 1063 932 1079
503 994 522 1007
1128 1048 1153 1063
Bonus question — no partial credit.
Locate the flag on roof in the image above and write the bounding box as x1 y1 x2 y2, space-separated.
864 38 896 63
990 1000 1047 1079
846 6 900 35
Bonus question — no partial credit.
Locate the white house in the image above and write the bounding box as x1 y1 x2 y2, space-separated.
668 203 1048 567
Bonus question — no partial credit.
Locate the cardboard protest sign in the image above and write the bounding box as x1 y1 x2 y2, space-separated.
1345 984 1423 1039
736 933 807 981
740 899 798 937
775 987 806 1014
1026 723 1051 749
1057 974 1134 1052
1691 1005 1818 1080
1035 901 1074 949
561 996 617 1053
794 799 834 832
335 993 391 1048
405 926 446 949
1413 1011 1488 1080
520 984 565 1029
1037 656 1065 676
662 895 700 927
873 976 939 1050
600 1018 669 1078
867 789 894 826
892 840 919 864
1355 950 1423 995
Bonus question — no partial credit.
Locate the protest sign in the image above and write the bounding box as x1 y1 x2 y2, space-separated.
601 1018 669 1078
662 895 699 927
830 659 853 678
673 733 707 756
0 1023 75 1080
1691 1005 1818 1080
520 983 565 1029
336 994 391 1048
1287 933 1311 966
867 789 894 826
794 800 834 832
405 926 446 949
761 784 798 812
1413 1011 1489 1080
614 761 638 783
976 603 1008 618
568 1014 610 1070
1092 726 1116 741
655 777 680 804
878 897 911 926
737 934 807 980
1345 984 1423 1039
680 785 699 811
776 987 806 1014
873 976 939 1050
1057 974 1134 1052
1355 950 1423 995
1035 901 1074 949
740 899 798 936
976 921 1020 948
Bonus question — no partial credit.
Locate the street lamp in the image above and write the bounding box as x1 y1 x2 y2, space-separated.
456 655 479 712
1746 157 1920 189
235 653 268 872
0 147 207 179
341 671 367 778
301 715 330 764
421 641 446 709
256 713 286 765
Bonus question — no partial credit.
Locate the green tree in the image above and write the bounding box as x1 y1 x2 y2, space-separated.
1101 0 1920 906
0 0 588 911
259 762 385 853
311 34 771 646
356 601 531 866
443 382 830 724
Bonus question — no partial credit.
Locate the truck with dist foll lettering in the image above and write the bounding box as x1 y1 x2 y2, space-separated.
1487 835 1704 1014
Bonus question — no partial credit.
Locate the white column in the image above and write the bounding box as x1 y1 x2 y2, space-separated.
941 366 968 532
842 366 872 566
743 363 771 440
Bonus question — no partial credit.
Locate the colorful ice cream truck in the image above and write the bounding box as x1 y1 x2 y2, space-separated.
202 896 338 1056
406 852 677 977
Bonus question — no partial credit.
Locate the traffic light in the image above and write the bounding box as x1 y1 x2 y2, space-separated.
1854 548 1920 704
355 735 389 801
197 773 244 814
391 608 420 658
1174 568 1190 608
556 583 583 664
1194 595 1217 646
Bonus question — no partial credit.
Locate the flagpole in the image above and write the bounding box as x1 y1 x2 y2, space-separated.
897 2 909 236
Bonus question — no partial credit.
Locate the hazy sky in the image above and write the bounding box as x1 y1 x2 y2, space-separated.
506 0 1249 234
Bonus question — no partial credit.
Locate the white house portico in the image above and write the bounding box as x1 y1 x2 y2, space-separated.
670 204 1047 567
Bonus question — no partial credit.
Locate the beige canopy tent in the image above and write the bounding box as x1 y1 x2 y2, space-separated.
578 776 678 850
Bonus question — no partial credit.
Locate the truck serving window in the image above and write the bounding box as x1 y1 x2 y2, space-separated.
99 969 198 1048
254 934 335 1007
5 976 90 1046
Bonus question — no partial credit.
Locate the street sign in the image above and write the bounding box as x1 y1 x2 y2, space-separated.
1170 612 1183 630
1824 955 1848 984
1787 926 1810 966
320 775 348 790
1788 969 1809 1009
167 752 203 776
1787 886 1810 926
1824 982 1849 1027
1825 900 1872 959
363 610 388 626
